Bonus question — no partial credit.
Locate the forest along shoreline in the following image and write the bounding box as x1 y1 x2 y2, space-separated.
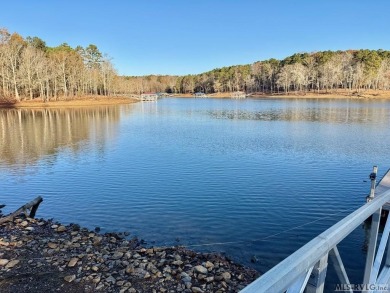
1 29 390 105
0 216 259 293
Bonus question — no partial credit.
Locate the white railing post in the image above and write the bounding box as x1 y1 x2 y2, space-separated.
363 166 380 285
370 211 390 283
363 208 381 284
386 237 390 266
306 254 329 293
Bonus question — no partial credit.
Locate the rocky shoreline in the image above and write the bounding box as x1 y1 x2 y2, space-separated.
0 217 259 292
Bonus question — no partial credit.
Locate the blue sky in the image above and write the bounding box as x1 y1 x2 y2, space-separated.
1 0 389 76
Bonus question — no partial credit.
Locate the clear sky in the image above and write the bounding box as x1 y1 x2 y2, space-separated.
1 0 389 76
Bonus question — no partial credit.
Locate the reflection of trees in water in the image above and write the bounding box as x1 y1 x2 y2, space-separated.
0 106 123 167
209 100 390 124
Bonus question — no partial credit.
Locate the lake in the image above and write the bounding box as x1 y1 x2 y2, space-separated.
1 97 390 290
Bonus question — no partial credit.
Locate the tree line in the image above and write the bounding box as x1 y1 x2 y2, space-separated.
1 27 390 101
0 28 117 101
171 50 390 95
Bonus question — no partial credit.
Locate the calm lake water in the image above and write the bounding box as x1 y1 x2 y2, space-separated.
1 97 390 290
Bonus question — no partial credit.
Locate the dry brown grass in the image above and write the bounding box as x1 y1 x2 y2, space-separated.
0 96 138 109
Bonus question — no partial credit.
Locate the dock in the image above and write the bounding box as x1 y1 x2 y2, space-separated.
193 92 208 98
241 166 390 293
231 91 247 99
377 169 390 210
140 93 158 101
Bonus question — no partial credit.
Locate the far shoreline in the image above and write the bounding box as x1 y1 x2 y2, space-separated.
2 90 390 110
172 89 390 100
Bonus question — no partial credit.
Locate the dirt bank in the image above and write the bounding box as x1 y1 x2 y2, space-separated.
0 96 138 109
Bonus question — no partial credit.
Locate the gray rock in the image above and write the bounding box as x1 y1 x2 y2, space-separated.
194 265 208 275
48 242 58 249
124 282 132 288
205 276 214 283
64 275 76 282
133 268 148 278
106 275 116 284
57 226 67 232
93 237 103 245
96 284 105 290
147 263 158 273
125 265 135 274
221 272 231 281
68 257 79 267
180 272 192 283
112 251 124 260
5 259 20 269
197 273 206 280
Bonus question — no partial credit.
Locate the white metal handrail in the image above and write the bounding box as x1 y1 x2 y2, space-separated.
241 188 390 293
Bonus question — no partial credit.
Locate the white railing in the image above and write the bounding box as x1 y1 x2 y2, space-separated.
241 167 390 293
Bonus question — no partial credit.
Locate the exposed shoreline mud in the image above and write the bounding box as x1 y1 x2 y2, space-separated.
0 96 138 109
